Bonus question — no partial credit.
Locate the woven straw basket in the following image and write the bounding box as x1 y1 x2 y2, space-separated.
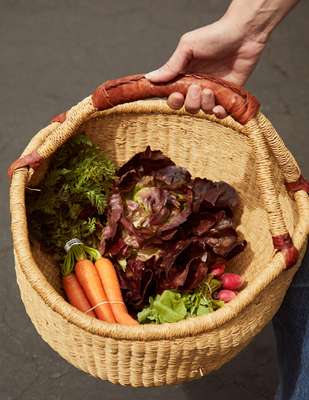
9 74 309 387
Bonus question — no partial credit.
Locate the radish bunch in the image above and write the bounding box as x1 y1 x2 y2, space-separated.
209 263 244 303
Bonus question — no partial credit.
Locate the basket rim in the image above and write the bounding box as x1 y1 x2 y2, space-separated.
10 100 309 341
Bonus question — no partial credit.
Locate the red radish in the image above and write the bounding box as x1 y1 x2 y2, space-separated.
210 262 225 278
220 273 244 291
216 289 237 303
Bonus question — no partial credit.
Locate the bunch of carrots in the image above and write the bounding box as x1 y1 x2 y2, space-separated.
61 240 138 325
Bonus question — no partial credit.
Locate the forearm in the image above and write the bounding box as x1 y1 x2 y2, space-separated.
223 0 299 42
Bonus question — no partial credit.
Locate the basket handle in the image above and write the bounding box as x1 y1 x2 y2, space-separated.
8 72 305 269
53 73 304 270
8 73 260 177
91 74 260 125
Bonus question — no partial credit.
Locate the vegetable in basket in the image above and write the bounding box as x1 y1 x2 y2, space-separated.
100 146 247 314
62 240 138 325
26 137 246 324
27 134 116 260
138 277 223 324
215 290 237 303
62 273 96 318
138 271 243 324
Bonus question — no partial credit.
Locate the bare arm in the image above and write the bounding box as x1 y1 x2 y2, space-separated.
146 0 299 117
226 0 299 43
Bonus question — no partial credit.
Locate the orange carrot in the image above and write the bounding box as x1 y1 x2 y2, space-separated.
95 257 139 325
62 273 96 318
75 259 116 323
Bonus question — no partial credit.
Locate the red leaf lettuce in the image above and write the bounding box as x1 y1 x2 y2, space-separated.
100 146 246 310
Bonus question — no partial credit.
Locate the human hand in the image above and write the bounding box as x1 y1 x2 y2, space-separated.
145 17 266 118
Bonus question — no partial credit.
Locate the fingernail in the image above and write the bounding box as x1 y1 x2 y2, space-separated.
145 69 161 79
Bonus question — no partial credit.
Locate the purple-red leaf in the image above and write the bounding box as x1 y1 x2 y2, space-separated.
117 146 174 177
192 178 239 213
101 146 246 309
99 193 123 254
118 170 139 193
152 165 191 190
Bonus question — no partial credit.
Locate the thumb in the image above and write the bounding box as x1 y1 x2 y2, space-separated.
145 42 191 82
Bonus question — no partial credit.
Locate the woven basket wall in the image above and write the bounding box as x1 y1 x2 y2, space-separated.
10 87 309 386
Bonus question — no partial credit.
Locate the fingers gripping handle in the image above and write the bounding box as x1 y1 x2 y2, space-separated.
8 73 260 177
92 74 260 125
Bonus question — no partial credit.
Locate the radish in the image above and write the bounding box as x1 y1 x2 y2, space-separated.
210 262 225 278
215 289 237 303
220 273 244 291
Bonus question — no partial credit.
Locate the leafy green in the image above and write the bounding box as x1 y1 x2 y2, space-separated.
27 133 116 260
137 290 187 324
103 146 246 310
138 278 224 324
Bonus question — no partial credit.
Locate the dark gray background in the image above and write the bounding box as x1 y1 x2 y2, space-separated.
1 1 308 399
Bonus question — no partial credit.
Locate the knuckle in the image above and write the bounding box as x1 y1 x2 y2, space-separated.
179 33 191 48
180 33 189 43
164 62 178 74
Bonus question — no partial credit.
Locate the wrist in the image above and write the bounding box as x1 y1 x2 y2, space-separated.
221 5 271 45
218 13 268 51
222 0 299 45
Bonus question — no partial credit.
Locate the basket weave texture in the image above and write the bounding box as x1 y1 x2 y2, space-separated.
9 75 309 386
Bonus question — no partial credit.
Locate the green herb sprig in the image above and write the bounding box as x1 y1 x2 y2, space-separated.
27 134 116 260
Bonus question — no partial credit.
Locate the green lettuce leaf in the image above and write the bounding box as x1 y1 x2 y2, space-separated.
138 278 225 324
138 290 187 324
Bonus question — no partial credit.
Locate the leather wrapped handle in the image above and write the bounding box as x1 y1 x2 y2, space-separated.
8 73 260 178
92 73 260 125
